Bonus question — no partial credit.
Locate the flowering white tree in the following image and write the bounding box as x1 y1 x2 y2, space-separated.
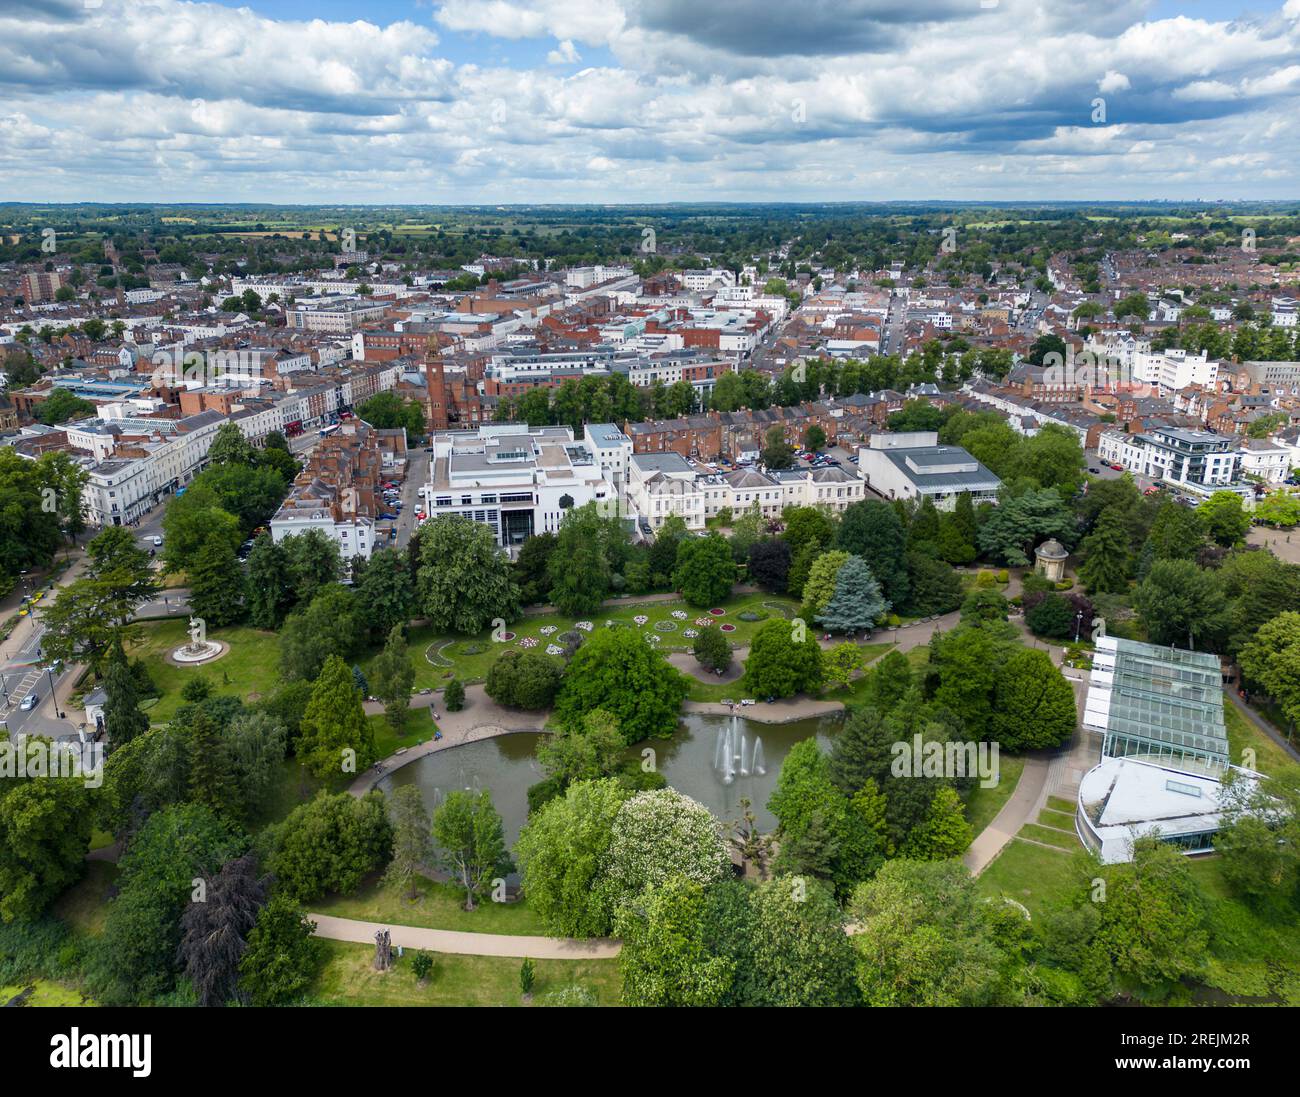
605 789 730 911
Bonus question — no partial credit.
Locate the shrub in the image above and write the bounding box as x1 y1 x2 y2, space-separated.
443 678 465 712
975 570 996 588
485 649 563 710
1055 579 1074 591
997 569 1009 583
411 951 433 982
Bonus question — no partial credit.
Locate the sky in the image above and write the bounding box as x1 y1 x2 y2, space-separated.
2 0 1300 204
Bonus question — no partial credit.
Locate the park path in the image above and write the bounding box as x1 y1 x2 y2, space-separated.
305 912 621 960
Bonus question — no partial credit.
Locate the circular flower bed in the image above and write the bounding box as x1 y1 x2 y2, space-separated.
709 608 726 616
496 632 516 643
694 617 714 628
575 621 594 632
670 610 688 620
633 615 649 626
720 623 737 633
545 644 564 655
683 629 699 638
539 625 557 636
737 610 766 622
518 636 538 648
654 620 678 632
645 633 661 643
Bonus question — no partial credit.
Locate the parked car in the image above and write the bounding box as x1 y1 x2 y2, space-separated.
152 535 163 546
379 512 398 520
20 692 39 712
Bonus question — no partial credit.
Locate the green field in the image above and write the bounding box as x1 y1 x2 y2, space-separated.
129 618 283 722
309 940 622 1006
1 981 95 1007
1222 694 1296 775
312 875 547 936
397 592 801 689
963 754 1026 838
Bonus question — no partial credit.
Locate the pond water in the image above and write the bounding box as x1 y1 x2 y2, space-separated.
381 711 843 847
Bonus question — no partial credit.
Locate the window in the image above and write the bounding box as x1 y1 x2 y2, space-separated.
1166 779 1203 799
480 494 497 504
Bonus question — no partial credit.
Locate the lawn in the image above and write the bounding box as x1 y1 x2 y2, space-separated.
1 980 96 1007
1018 823 1080 851
368 706 439 762
397 592 802 689
53 860 119 938
312 874 546 936
962 753 1026 838
309 940 622 1006
129 619 283 722
974 838 1087 918
1222 694 1296 776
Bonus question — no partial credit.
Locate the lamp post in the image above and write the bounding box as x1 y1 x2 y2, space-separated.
45 661 64 720
1074 611 1083 643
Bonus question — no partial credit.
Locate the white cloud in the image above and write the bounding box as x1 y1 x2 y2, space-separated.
547 39 582 64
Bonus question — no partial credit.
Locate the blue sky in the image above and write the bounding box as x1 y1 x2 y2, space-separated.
2 0 1299 203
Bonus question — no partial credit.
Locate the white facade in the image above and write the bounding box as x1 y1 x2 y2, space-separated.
270 510 375 561
1132 348 1217 396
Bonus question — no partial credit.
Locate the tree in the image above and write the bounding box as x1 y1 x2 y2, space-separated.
102 638 149 748
801 549 850 617
1078 507 1130 594
849 859 1025 1006
266 791 392 902
537 709 626 789
357 391 425 436
384 784 434 900
278 584 362 681
548 503 618 614
647 514 688 585
206 422 257 467
837 500 909 607
178 852 269 1006
238 896 323 1006
769 739 884 898
1197 491 1251 547
515 778 632 937
1081 837 1209 994
823 642 865 690
782 506 836 558
554 628 688 742
743 618 824 699
1147 499 1205 561
903 550 963 616
282 529 341 603
615 876 734 1006
187 707 239 818
803 424 826 451
1025 591 1077 640
816 555 889 633
188 536 246 627
484 649 563 710
930 626 1001 738
417 515 519 634
991 648 1078 751
37 387 95 425
745 876 859 1006
432 789 511 911
1215 767 1300 903
245 534 293 629
747 538 791 592
858 650 914 714
0 448 63 594
513 533 557 605
961 587 1009 624
1253 492 1300 528
761 424 794 469
672 533 736 606
87 803 245 1004
443 678 465 712
369 623 415 729
1238 612 1300 726
605 789 730 912
977 488 1074 566
354 547 415 639
295 655 375 779
0 759 93 922
692 623 732 674
1134 559 1227 649
222 712 287 821
900 786 973 860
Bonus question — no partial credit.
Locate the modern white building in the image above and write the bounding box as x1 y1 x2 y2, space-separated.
855 432 1001 511
421 423 615 550
1131 348 1217 396
1097 426 1248 499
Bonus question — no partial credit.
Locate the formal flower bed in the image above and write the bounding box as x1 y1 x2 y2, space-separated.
633 615 649 626
695 617 714 627
518 636 538 648
575 621 594 632
720 623 736 633
539 625 557 636
654 620 678 632
546 644 564 655
671 610 688 620
497 632 516 642
683 629 699 638
645 633 661 643
709 608 726 616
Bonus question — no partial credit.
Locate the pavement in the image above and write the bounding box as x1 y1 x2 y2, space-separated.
305 912 621 959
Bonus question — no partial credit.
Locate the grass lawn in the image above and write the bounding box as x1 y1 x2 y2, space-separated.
1 980 95 1007
1223 694 1296 775
1036 806 1076 829
128 619 283 722
368 706 439 762
310 940 622 1006
312 874 546 936
53 860 119 938
1046 795 1075 814
962 753 1026 838
397 592 801 689
1019 823 1080 851
974 839 1087 918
